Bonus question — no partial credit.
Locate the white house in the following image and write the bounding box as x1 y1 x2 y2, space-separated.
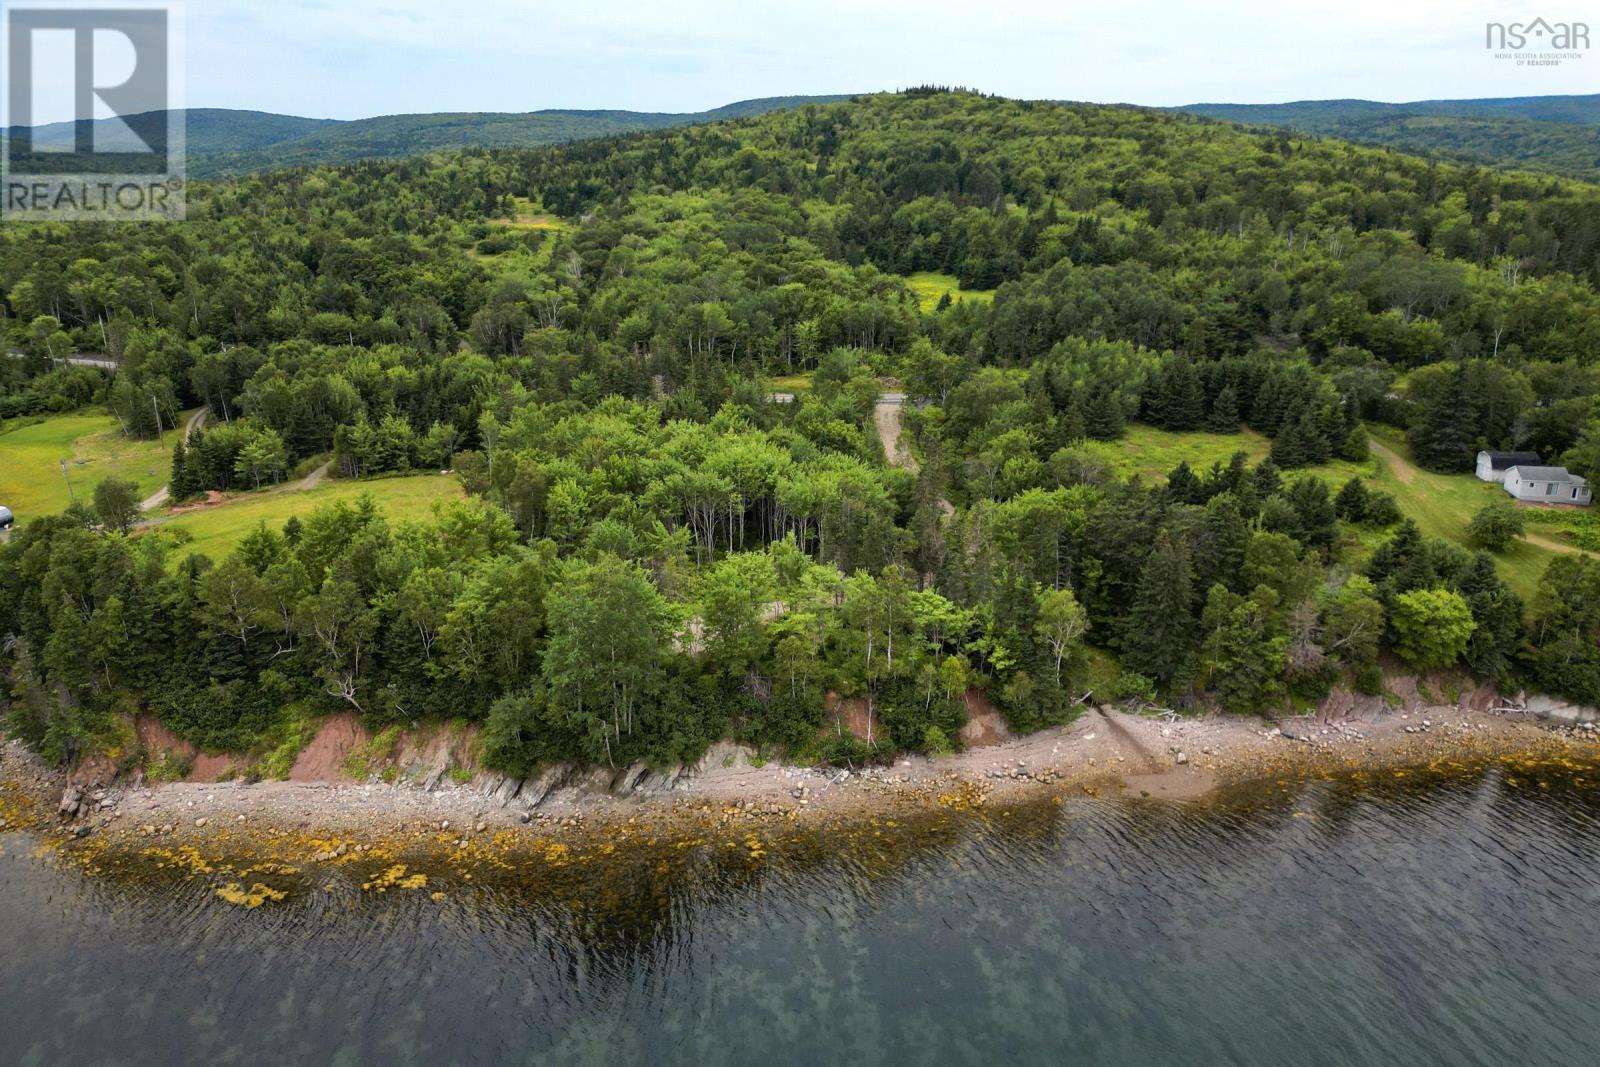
1475 450 1542 484
1503 465 1592 506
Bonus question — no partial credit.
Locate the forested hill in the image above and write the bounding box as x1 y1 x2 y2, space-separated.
5 90 1600 772
14 91 1595 182
1 96 853 180
1178 95 1600 183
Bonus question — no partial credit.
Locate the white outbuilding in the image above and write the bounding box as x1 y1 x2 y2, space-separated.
1475 450 1542 484
1503 465 1592 506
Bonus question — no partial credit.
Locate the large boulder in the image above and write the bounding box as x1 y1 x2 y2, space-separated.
481 774 523 807
690 740 759 775
57 785 83 819
1524 694 1600 724
519 762 577 808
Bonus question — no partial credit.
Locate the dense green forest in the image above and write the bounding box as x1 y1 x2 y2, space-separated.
3 96 851 180
1181 94 1600 183
4 89 1600 775
13 91 1596 183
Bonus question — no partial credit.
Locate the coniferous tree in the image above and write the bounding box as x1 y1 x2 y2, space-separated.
1058 393 1087 446
1155 358 1205 430
1334 477 1370 522
1250 375 1286 434
1192 494 1251 594
1269 412 1310 468
1457 553 1523 685
1410 363 1475 472
1286 476 1337 553
169 438 198 502
1165 460 1204 504
1124 530 1196 688
1340 425 1370 462
1208 385 1240 433
1252 458 1283 498
1084 384 1125 440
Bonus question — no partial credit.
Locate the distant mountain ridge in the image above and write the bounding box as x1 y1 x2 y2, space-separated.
1177 94 1600 183
6 91 1598 184
1 95 853 179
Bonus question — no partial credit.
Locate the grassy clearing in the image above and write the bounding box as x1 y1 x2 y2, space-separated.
1093 423 1570 601
496 197 568 230
766 373 815 394
0 411 188 521
153 473 463 560
1090 424 1372 484
1363 424 1567 601
905 271 995 313
504 213 567 230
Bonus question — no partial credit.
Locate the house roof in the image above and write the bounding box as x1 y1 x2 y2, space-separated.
1507 465 1587 485
1481 451 1541 469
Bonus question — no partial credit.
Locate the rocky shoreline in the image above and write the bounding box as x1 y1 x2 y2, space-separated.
6 689 1600 859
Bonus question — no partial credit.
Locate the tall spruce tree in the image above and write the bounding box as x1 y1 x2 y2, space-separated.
1411 363 1475 472
1158 358 1205 430
1084 384 1125 440
169 438 199 501
1208 385 1240 433
1124 530 1196 688
1334 477 1370 522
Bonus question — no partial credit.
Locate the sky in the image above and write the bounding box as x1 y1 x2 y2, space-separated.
16 0 1600 122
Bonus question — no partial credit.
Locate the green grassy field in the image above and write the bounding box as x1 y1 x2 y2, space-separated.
905 272 996 313
1361 425 1576 601
0 412 185 522
1094 423 1578 601
498 197 569 230
1090 424 1372 483
766 373 815 394
152 473 463 560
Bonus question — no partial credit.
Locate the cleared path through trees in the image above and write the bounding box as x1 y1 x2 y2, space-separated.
139 406 209 512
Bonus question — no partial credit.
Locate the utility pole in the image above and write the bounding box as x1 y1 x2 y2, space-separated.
60 459 76 503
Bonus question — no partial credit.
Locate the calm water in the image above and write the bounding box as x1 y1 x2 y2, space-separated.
5 760 1600 1066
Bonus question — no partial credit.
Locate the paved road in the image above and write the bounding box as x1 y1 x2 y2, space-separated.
5 350 119 371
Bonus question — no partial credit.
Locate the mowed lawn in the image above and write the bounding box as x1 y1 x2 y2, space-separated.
153 473 463 560
1095 424 1570 601
905 271 995 313
0 412 184 522
1362 425 1573 601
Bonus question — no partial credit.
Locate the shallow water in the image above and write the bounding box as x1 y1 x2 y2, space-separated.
5 760 1600 1066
